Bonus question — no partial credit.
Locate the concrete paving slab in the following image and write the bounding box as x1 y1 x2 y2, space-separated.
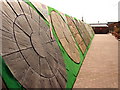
73 34 118 88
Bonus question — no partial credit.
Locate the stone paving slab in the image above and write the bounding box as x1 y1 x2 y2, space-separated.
1 1 67 88
73 34 118 88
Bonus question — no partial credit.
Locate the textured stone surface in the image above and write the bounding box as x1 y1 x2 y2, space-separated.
1 0 66 88
66 16 86 54
73 34 118 88
84 23 94 38
29 1 49 21
78 20 91 46
50 11 80 63
73 19 88 46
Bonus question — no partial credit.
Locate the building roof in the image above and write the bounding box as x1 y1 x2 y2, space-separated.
90 23 107 25
90 24 108 27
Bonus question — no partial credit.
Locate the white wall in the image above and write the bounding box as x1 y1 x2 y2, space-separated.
118 1 120 21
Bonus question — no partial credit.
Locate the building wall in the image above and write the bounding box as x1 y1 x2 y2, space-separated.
92 27 109 34
118 1 120 21
108 22 120 39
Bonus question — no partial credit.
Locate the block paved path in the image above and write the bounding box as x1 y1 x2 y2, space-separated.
73 34 118 88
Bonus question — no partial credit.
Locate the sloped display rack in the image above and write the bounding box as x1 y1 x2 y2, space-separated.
0 0 94 89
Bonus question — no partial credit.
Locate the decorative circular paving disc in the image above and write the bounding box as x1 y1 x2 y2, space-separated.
50 11 80 63
84 23 93 38
73 19 88 46
79 21 91 41
29 1 50 22
1 0 66 88
78 20 91 46
65 16 86 54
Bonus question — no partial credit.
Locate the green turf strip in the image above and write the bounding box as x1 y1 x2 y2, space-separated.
0 0 94 89
48 7 94 89
0 56 25 89
23 0 49 26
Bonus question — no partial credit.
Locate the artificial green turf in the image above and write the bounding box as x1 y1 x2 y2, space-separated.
0 0 94 89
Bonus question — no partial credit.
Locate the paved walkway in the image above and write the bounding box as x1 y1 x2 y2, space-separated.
73 34 118 88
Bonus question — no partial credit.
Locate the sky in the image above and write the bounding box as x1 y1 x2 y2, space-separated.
31 0 120 24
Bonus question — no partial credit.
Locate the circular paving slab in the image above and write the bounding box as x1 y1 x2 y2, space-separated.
1 0 66 88
65 16 86 54
50 11 80 63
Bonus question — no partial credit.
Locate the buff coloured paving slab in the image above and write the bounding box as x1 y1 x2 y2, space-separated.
73 34 118 88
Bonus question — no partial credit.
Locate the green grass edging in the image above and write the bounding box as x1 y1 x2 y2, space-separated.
0 1 94 89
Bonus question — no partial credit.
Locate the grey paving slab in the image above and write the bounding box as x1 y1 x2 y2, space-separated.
1 0 67 88
50 76 61 88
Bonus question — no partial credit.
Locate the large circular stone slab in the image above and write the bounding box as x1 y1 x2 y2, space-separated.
2 0 66 88
73 19 88 46
65 16 86 54
77 20 91 46
79 21 91 44
50 11 80 63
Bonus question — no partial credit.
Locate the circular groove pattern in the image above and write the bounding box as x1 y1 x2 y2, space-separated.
50 11 80 63
78 20 91 46
2 1 66 88
65 16 86 54
73 19 88 46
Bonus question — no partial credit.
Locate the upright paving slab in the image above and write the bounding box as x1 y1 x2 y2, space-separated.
1 0 66 88
0 0 94 89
